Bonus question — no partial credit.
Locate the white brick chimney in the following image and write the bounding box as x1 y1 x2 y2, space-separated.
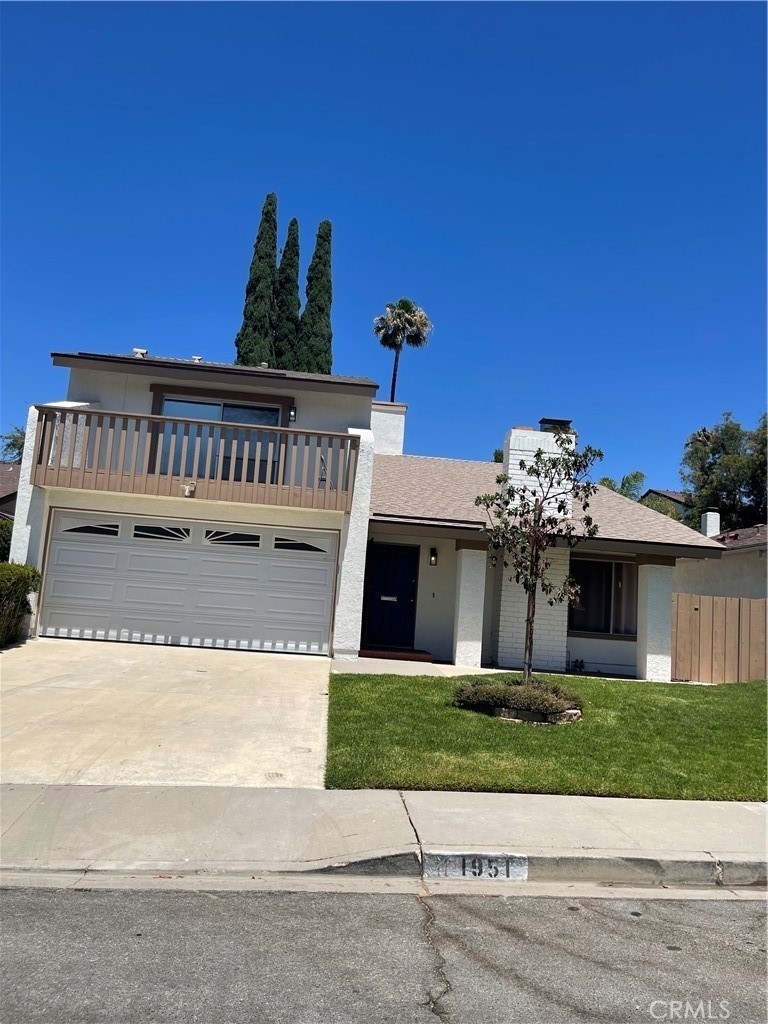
701 508 721 538
502 419 574 518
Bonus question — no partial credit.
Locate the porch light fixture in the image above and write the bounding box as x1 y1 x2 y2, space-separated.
289 405 297 423
429 548 438 566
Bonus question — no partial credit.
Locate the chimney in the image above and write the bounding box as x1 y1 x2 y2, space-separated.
701 508 721 538
371 401 407 454
538 417 574 435
503 421 573 519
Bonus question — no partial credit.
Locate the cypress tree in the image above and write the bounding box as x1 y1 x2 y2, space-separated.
298 220 333 374
273 218 301 370
234 193 277 367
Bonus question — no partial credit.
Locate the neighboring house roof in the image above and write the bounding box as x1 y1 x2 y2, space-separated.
0 462 20 501
640 488 690 506
371 455 722 556
51 351 379 394
714 524 767 552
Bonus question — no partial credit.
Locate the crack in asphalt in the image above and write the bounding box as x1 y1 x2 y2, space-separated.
416 895 453 1023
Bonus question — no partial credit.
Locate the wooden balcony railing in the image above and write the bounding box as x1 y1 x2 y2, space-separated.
31 406 359 513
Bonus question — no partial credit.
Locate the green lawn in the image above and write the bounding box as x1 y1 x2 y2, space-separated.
325 673 767 800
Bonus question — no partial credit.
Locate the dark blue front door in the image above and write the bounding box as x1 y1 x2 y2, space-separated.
362 543 419 649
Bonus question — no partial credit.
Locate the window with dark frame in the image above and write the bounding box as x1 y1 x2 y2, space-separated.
568 559 638 637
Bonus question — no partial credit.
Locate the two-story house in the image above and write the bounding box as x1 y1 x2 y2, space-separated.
11 351 723 680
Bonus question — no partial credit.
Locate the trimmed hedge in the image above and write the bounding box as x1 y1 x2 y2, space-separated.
453 676 583 716
0 562 41 648
0 518 12 562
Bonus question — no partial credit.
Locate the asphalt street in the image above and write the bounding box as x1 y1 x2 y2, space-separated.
1 890 765 1024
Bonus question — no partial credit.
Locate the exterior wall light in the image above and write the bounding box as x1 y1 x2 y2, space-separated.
429 548 438 566
289 405 297 423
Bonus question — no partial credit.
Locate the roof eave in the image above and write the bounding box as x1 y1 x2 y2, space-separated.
51 352 380 397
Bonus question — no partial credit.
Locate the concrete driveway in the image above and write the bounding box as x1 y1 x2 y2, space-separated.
0 639 330 788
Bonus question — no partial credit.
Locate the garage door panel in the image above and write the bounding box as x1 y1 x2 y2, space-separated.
191 588 262 614
122 583 188 609
50 545 119 571
267 593 330 618
267 563 334 587
42 513 337 654
196 557 262 582
126 552 192 575
46 577 117 602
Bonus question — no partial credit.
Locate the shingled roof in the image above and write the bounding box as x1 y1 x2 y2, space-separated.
0 462 20 501
714 524 767 551
371 454 722 554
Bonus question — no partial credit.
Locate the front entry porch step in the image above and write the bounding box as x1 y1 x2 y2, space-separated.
359 648 434 663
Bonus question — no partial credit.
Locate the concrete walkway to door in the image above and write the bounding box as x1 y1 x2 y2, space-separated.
1 639 330 789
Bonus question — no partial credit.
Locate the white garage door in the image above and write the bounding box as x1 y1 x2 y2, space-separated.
40 512 338 654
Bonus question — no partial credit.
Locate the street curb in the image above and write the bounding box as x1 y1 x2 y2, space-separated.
1 853 763 887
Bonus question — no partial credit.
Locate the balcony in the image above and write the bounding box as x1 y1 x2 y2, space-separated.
31 406 359 513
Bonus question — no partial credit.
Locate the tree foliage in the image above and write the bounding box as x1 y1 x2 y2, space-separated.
598 470 646 501
234 193 278 367
681 412 767 530
640 494 681 521
0 426 25 464
373 297 433 403
475 431 603 685
298 220 333 374
273 218 301 371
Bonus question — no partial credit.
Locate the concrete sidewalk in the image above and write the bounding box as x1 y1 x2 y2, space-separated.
1 784 765 887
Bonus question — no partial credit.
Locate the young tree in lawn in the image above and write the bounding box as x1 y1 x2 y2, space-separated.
476 432 603 685
234 193 278 367
298 220 333 374
273 218 301 370
373 298 433 403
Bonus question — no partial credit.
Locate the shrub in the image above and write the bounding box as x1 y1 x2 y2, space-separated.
453 676 583 716
0 518 12 562
0 562 41 648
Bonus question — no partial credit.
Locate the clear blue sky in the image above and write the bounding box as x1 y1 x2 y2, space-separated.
2 2 765 488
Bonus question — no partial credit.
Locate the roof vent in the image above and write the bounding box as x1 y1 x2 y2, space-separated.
132 348 148 359
259 362 269 369
191 355 202 363
539 417 573 434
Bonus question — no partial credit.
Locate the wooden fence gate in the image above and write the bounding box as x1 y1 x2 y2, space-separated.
672 594 767 683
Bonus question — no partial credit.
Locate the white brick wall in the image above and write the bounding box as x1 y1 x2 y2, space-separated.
503 427 572 519
496 546 570 672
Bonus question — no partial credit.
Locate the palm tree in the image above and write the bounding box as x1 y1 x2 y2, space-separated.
373 298 433 403
598 470 646 501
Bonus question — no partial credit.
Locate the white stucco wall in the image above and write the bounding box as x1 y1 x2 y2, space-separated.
566 635 637 677
496 546 570 672
65 367 373 433
674 550 766 600
636 563 674 681
370 403 406 454
332 428 375 658
453 547 487 667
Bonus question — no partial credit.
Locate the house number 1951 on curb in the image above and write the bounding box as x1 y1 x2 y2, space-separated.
423 853 528 881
